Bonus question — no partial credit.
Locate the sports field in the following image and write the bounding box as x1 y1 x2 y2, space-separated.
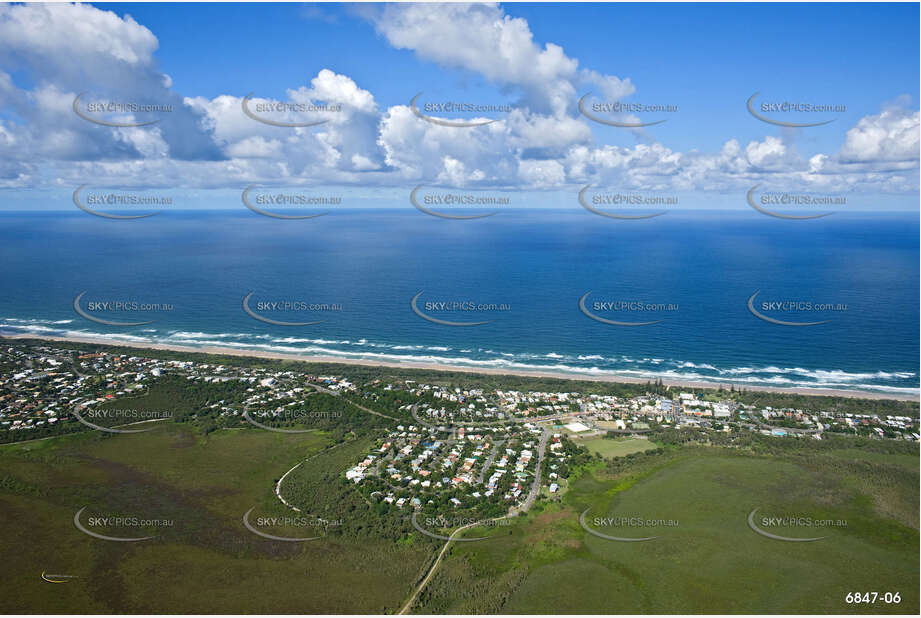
576 436 655 458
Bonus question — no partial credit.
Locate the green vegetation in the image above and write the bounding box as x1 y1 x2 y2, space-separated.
8 336 917 420
577 436 655 458
411 439 919 614
0 421 432 613
1 338 917 614
0 411 917 614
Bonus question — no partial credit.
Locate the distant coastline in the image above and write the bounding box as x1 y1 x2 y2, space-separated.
5 333 918 402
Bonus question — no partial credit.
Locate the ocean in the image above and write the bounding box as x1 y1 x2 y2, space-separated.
1 209 917 395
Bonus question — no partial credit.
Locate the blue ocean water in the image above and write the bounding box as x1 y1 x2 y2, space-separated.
1 209 917 395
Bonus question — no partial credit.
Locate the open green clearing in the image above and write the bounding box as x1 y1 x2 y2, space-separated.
0 371 916 614
413 447 919 614
0 422 432 614
576 436 655 458
1 424 917 614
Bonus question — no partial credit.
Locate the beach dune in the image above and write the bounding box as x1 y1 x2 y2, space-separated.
5 333 917 402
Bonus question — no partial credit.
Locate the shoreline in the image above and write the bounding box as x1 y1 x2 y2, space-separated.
4 333 918 402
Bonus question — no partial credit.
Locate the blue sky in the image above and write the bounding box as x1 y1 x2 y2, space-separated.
99 2 919 155
0 2 918 211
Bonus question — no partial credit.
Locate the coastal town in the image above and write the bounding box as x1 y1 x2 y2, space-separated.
3 339 918 452
2 341 918 443
1 337 920 600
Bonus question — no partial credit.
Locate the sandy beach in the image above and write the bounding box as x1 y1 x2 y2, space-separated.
4 333 918 402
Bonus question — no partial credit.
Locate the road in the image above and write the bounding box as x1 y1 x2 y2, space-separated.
274 439 354 512
399 427 550 613
308 383 403 421
398 514 509 615
24 354 90 380
411 402 538 430
519 427 550 514
748 418 822 436
476 439 504 484
602 428 652 435
61 355 89 378
410 402 447 431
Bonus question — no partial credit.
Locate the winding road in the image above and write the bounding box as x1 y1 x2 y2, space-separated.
398 514 510 615
309 383 402 421
268 385 564 614
399 426 551 613
272 384 406 512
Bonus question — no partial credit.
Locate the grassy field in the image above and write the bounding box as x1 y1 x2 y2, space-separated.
576 436 655 458
0 422 433 613
1 410 916 614
413 448 919 614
